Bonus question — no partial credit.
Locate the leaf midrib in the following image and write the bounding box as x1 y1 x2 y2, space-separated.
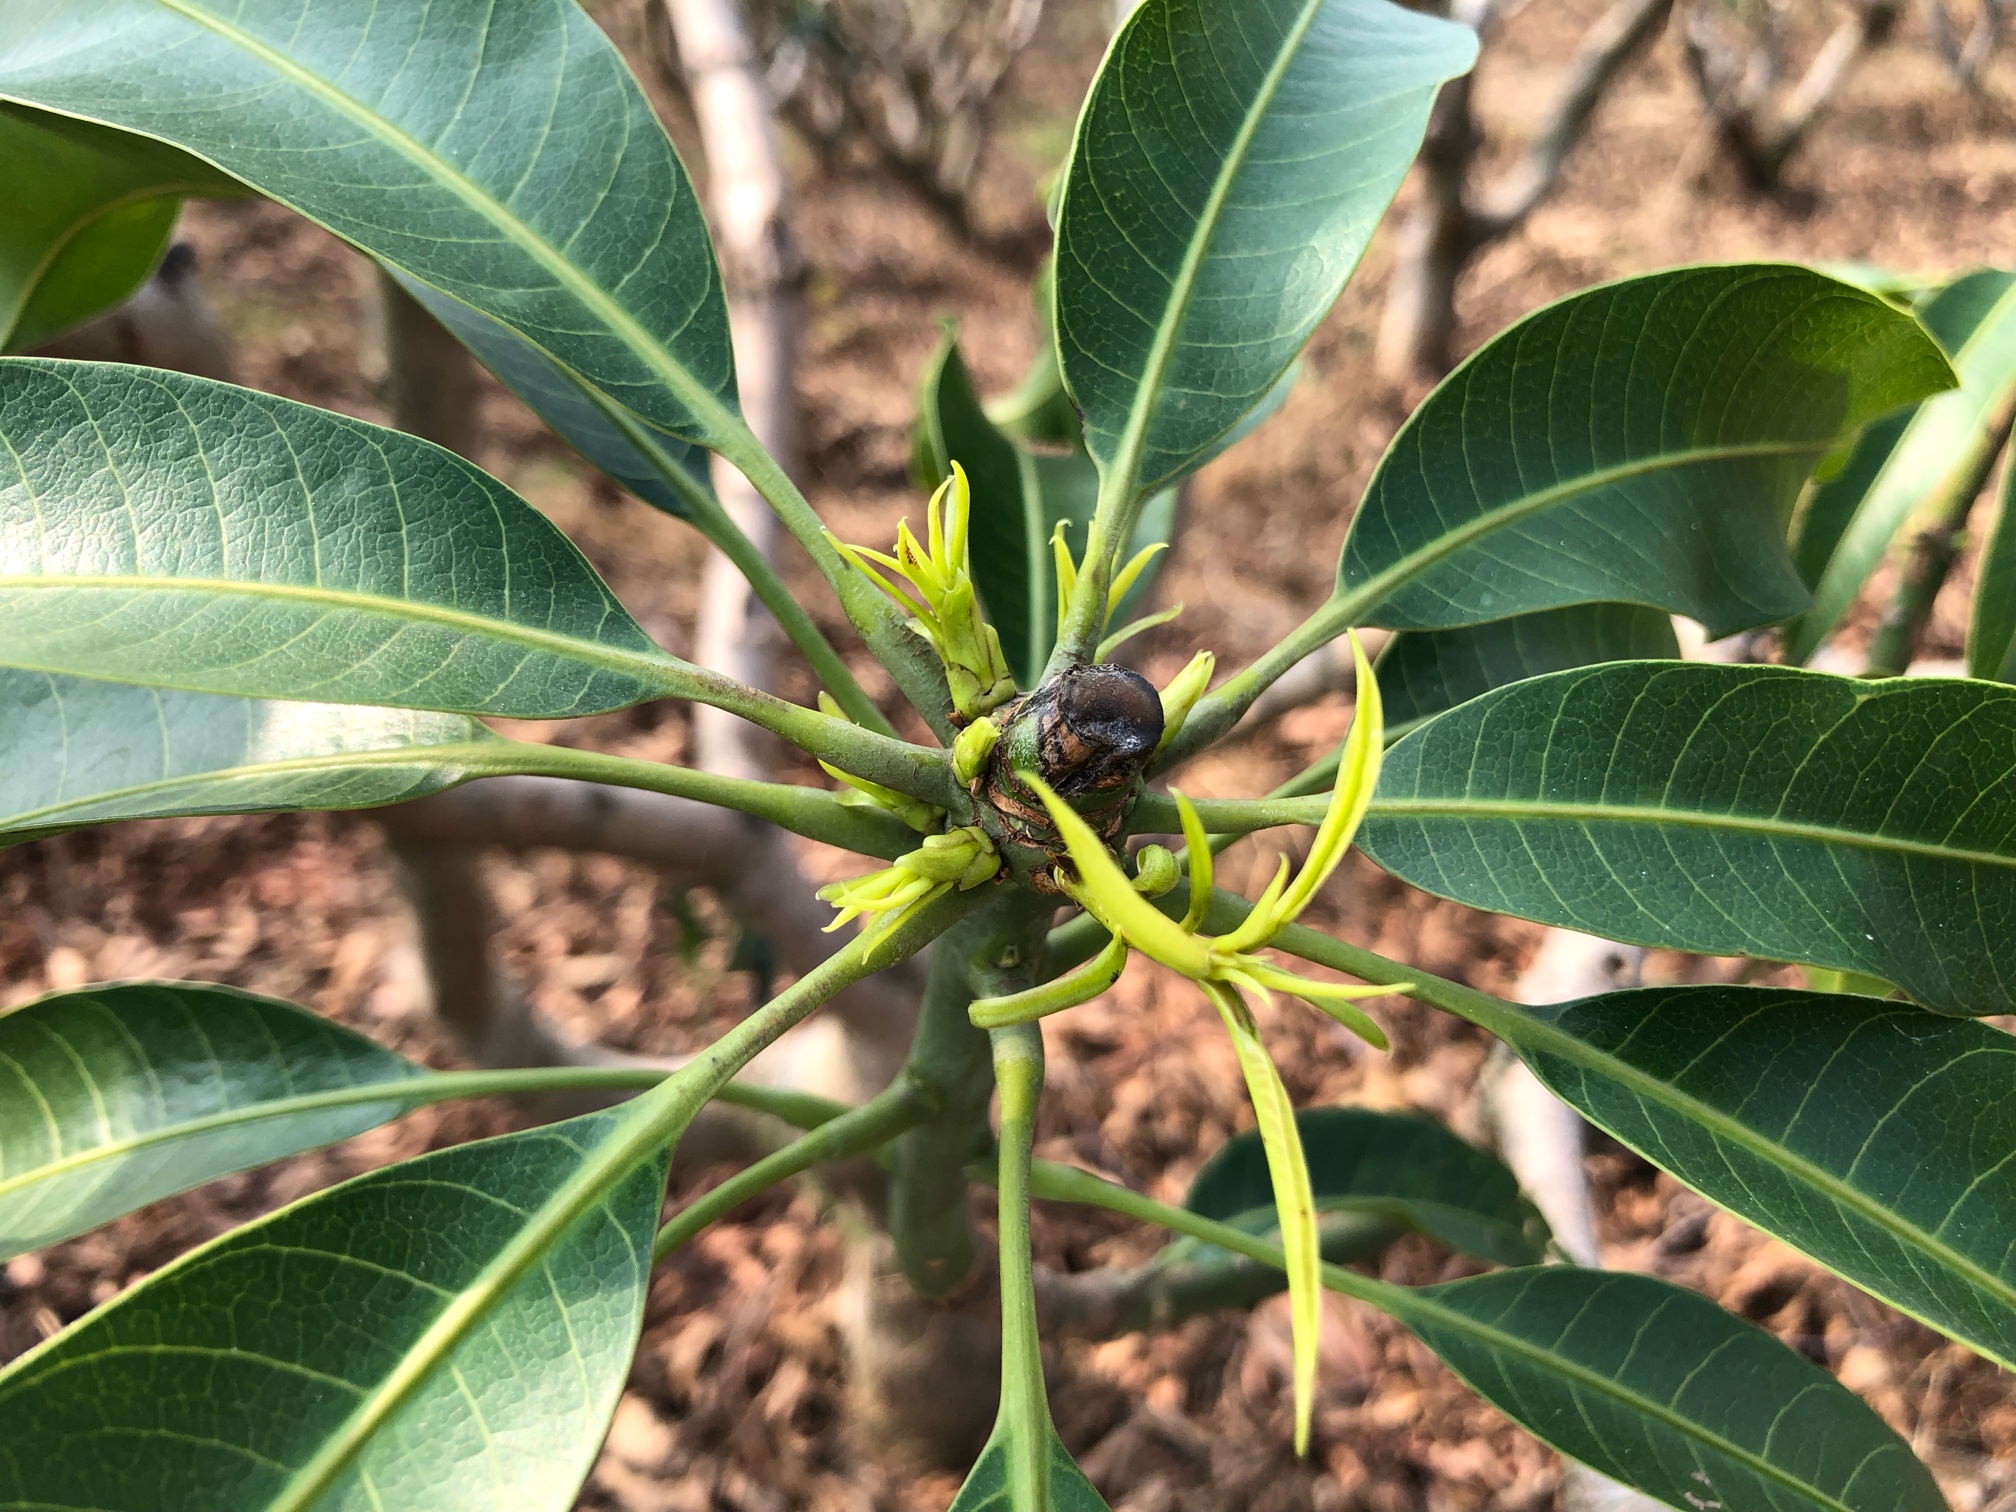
0 574 687 691
1334 438 1820 623
1367 794 2016 872
144 0 737 439
2 739 509 831
1090 0 1323 501
1497 1005 2016 1361
1382 1276 1868 1512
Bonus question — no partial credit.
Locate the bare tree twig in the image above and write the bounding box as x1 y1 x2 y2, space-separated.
1930 0 2007 86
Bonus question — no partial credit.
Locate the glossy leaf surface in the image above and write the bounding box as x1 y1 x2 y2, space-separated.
0 360 688 716
1492 984 2016 1375
0 101 237 351
0 671 496 844
0 0 739 444
1375 604 1679 735
1791 269 2016 662
1389 1266 1944 1512
0 982 420 1260
947 1425 1111 1512
1053 0 1474 498
1362 661 2016 1014
0 1109 668 1511
395 271 716 523
1337 266 1954 636
1186 1106 1547 1268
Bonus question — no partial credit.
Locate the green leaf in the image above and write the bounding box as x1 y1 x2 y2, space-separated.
0 0 740 448
0 1108 668 1511
948 1426 1112 1512
1185 1106 1548 1268
1375 604 1680 737
0 102 239 352
1336 266 1956 637
0 671 498 845
1970 447 2016 681
391 271 716 523
1053 0 1475 500
1385 1266 1945 1512
1361 660 2016 1015
913 332 1177 686
0 981 420 1260
0 359 696 716
1486 983 2016 1377
1790 269 2016 662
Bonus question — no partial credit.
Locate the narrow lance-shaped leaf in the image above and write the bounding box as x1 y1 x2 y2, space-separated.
0 982 424 1260
1791 268 2016 662
1335 265 1955 637
1970 448 2016 681
1361 660 2016 1015
1053 0 1476 500
0 671 500 846
0 101 240 351
1479 983 2016 1377
1184 1106 1549 1269
1383 1266 1946 1512
1375 604 1680 736
0 1109 670 1511
0 360 700 717
0 0 742 447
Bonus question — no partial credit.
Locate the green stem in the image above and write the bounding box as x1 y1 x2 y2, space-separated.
991 1020 1051 1509
483 740 921 856
714 425 959 739
587 389 898 737
652 1077 930 1262
1162 597 1349 764
1129 791 1329 838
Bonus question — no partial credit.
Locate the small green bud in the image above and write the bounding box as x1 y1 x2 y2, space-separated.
817 690 850 722
952 716 1000 785
1155 651 1216 755
1132 844 1180 897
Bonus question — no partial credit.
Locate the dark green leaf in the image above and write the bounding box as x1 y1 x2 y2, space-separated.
0 1108 668 1510
0 0 739 447
0 102 238 352
1790 269 2016 662
0 359 694 716
1487 984 2016 1376
0 671 498 844
1337 266 1955 637
0 982 420 1259
913 332 1177 685
1385 1266 1945 1512
1053 0 1474 498
1375 604 1680 735
948 1425 1111 1512
1970 449 2016 681
394 271 716 522
1185 1106 1548 1267
1361 661 2016 1014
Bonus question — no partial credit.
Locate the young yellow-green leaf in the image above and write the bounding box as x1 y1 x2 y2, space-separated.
1375 604 1680 737
0 0 738 448
1185 1107 1548 1269
1492 984 2016 1375
0 1108 670 1511
1054 0 1475 499
1362 660 2016 1015
1790 268 2016 662
1335 266 1955 637
0 982 419 1259
0 671 498 845
0 101 239 351
0 360 698 717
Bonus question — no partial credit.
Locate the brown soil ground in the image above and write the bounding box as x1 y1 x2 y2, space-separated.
5 2 2016 1510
